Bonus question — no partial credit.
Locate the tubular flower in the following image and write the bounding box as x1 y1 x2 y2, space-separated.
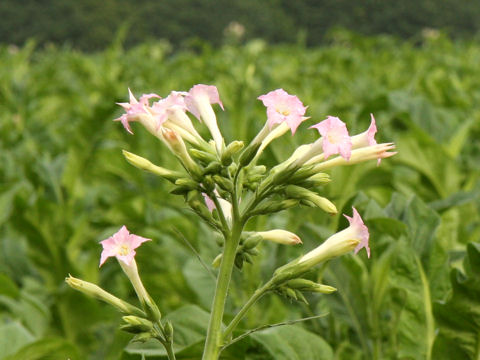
298 207 370 267
310 116 352 160
351 114 377 149
185 84 224 152
202 190 232 221
350 114 385 165
115 89 160 134
99 226 151 267
257 88 308 135
307 143 396 168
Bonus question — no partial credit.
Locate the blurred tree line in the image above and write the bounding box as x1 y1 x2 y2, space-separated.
1 0 479 51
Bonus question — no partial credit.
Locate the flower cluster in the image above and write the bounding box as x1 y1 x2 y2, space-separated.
67 84 397 360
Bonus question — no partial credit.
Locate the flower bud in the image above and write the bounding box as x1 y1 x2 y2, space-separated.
251 199 299 216
221 140 244 165
161 128 202 178
213 175 234 193
256 230 302 245
285 185 337 214
286 279 337 294
122 150 182 183
121 316 154 334
189 148 217 163
242 234 263 249
65 275 145 317
164 320 174 342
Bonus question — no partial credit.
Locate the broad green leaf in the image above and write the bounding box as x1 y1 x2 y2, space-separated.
3 338 80 360
432 243 480 360
250 325 333 360
389 239 434 360
0 322 35 359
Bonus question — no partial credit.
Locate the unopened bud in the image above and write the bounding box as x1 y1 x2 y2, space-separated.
65 275 145 317
285 185 337 214
203 161 222 175
164 320 174 342
239 142 261 167
189 148 217 163
286 279 337 294
257 230 302 245
213 175 234 192
221 141 244 165
175 178 199 190
251 199 299 216
122 150 182 183
243 234 263 249
212 253 223 268
121 316 154 334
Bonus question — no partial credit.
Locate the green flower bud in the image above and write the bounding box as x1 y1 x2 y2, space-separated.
65 275 145 317
122 150 182 183
175 178 199 190
221 140 244 165
189 148 217 163
213 175 234 193
251 199 299 216
203 161 223 175
164 320 174 342
121 316 154 334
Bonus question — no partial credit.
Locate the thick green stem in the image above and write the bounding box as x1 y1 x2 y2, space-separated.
222 280 273 342
164 339 176 360
202 223 243 360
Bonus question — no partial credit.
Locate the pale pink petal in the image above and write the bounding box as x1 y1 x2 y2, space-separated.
344 207 370 258
99 226 151 267
202 193 216 212
258 89 307 135
185 84 224 121
310 116 352 160
367 114 378 146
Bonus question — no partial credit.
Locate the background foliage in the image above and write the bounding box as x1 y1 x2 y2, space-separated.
1 0 480 51
1 32 480 359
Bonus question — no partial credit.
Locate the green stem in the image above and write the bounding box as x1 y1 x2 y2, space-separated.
222 280 273 341
164 339 176 360
202 222 243 360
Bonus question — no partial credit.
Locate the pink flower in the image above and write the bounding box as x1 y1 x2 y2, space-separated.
151 91 188 129
184 84 224 121
351 113 378 148
257 89 308 135
310 116 352 160
99 226 151 267
298 207 370 267
115 89 160 134
184 84 224 152
344 207 370 258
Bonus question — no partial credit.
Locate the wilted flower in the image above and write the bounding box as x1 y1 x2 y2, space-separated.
310 116 352 160
257 88 308 135
115 89 160 134
99 226 151 267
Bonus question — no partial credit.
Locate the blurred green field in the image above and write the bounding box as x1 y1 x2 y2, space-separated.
1 33 480 359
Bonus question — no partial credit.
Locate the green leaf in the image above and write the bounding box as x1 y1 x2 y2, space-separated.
0 322 35 359
3 338 80 360
432 242 480 360
250 325 333 360
389 239 435 360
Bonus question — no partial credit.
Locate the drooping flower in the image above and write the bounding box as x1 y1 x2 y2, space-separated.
258 89 308 135
309 116 352 160
115 89 160 134
298 207 370 267
185 84 224 152
99 226 151 267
